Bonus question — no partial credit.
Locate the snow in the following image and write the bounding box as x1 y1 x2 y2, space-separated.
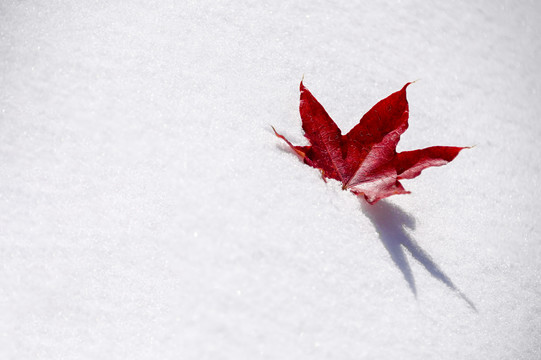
1 0 541 359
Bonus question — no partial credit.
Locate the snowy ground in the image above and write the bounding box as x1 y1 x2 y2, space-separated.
1 1 541 359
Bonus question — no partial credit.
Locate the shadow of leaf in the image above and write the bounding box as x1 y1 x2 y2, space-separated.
362 200 477 311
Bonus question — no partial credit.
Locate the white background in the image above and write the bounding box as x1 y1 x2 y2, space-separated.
1 1 540 359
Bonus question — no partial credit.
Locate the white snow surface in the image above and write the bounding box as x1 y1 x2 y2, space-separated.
1 1 541 359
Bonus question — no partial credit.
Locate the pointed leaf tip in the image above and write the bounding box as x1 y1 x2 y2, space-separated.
402 81 414 92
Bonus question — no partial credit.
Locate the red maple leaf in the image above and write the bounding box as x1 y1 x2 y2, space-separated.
273 81 467 204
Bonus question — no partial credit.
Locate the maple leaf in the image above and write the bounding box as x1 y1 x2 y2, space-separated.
273 81 467 204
